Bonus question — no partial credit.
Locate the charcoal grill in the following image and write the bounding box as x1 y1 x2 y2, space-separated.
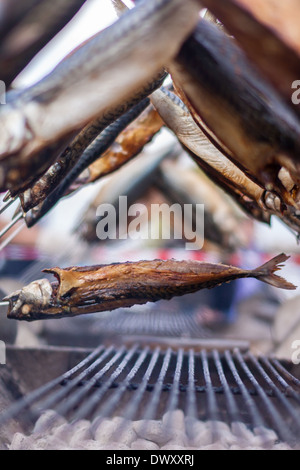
0 344 299 449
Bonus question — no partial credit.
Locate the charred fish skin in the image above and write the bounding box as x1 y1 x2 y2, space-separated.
24 98 151 227
18 71 167 211
200 0 300 114
0 0 202 193
150 88 265 204
170 20 300 198
150 88 275 224
4 255 296 321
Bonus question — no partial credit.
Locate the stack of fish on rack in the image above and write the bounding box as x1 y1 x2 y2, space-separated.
0 0 300 321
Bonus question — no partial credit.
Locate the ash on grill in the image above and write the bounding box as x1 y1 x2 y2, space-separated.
0 345 299 450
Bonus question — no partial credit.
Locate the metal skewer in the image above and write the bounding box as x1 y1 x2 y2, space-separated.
0 196 17 215
0 212 23 239
0 302 9 307
3 191 11 203
0 221 26 252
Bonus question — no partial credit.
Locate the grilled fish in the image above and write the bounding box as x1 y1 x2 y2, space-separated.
169 19 300 204
18 72 166 210
0 0 201 193
201 0 300 114
78 104 164 186
4 254 296 321
156 159 247 250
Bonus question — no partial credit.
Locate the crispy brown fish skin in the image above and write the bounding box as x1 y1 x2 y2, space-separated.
200 0 300 113
170 20 300 204
0 0 201 193
4 255 296 321
19 72 166 210
84 104 164 184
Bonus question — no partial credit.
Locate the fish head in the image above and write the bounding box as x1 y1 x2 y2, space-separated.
4 279 53 320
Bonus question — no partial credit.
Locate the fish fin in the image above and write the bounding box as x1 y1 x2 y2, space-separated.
253 253 296 290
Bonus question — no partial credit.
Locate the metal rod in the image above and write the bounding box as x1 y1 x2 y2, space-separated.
0 346 105 426
201 349 219 442
143 348 172 421
116 348 161 443
0 196 17 215
213 349 241 424
38 346 116 416
248 353 300 432
74 345 141 421
0 302 9 307
186 349 197 420
122 347 161 421
261 357 300 404
224 350 265 433
55 347 126 418
3 191 11 203
235 350 292 444
0 212 23 239
164 348 184 429
271 358 300 387
0 222 25 252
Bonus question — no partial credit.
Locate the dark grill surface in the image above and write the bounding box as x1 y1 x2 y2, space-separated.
0 346 300 446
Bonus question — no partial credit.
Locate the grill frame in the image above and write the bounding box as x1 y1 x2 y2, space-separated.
1 345 300 449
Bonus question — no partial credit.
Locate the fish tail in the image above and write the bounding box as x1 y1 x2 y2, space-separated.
252 253 296 290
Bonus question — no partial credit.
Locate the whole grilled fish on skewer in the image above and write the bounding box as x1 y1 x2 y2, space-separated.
0 125 75 197
3 254 296 321
150 88 300 230
200 0 300 114
169 20 300 204
112 0 272 223
150 88 266 208
16 72 166 213
19 84 166 213
0 97 158 242
156 159 247 251
0 0 202 193
23 98 150 228
73 104 164 188
0 0 88 86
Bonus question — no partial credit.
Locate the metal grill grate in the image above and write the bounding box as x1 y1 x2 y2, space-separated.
1 346 300 447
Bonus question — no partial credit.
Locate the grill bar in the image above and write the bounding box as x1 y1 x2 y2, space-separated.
164 349 184 424
0 345 105 426
1 346 300 448
271 358 300 387
234 350 292 443
55 347 127 418
186 349 197 421
73 345 140 421
261 357 300 404
39 346 116 416
213 349 241 424
224 350 265 431
122 347 161 422
142 348 172 421
248 353 300 432
201 349 219 441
